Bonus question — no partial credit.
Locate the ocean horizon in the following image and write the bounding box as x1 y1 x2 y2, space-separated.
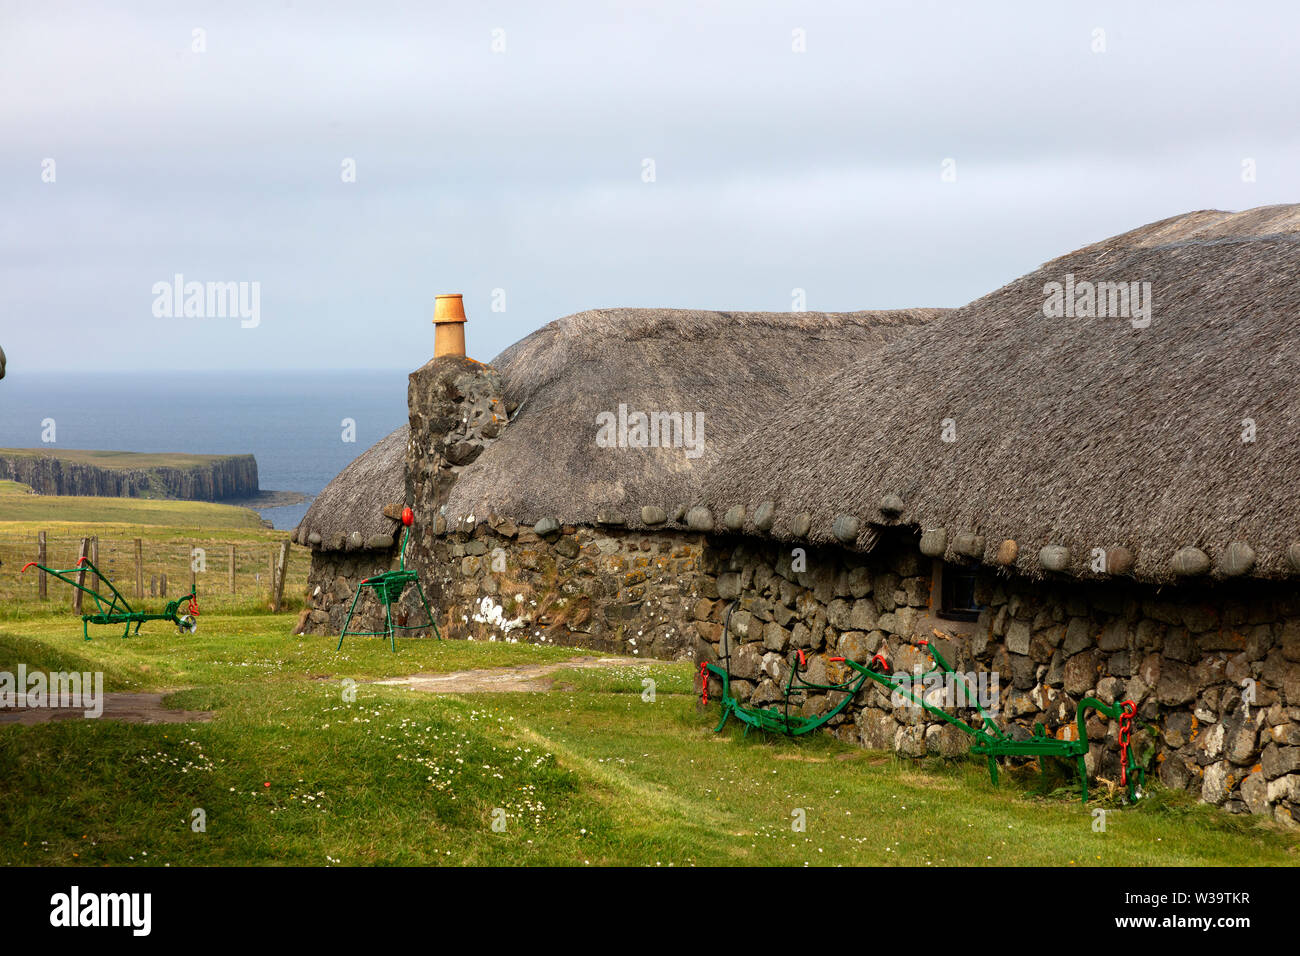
0 370 412 530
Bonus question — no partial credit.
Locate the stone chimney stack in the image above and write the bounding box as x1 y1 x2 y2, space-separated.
404 355 508 628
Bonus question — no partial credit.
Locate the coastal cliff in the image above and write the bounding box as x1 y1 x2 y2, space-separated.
0 450 259 501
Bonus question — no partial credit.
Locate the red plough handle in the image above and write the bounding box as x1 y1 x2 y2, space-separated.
830 653 891 673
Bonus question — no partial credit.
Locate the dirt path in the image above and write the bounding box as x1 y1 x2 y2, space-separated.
0 656 653 723
0 692 213 726
374 655 648 694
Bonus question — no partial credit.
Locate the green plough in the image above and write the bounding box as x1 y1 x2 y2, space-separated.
22 557 199 641
700 614 1146 804
337 506 439 652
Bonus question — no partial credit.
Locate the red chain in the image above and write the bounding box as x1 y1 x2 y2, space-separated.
1117 699 1136 785
699 661 709 707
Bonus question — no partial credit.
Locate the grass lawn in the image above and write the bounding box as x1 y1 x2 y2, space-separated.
0 483 267 528
1 611 1296 867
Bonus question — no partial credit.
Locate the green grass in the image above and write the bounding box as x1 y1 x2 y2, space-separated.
1 611 1296 867
0 507 307 614
0 615 582 691
0 448 248 470
0 492 266 528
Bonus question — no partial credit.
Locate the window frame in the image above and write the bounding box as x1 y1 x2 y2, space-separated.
934 559 982 623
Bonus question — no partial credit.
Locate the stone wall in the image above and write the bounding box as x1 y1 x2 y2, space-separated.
404 355 509 620
694 531 1300 824
416 519 704 656
297 546 428 638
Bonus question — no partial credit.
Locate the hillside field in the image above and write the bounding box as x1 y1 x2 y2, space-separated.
0 485 308 615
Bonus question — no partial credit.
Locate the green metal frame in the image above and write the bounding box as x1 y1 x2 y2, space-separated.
704 650 873 738
337 523 439 652
702 623 1146 804
21 557 198 641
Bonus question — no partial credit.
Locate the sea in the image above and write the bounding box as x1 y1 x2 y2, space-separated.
0 370 411 530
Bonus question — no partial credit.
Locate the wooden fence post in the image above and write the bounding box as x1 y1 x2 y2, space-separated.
272 541 290 613
73 537 90 614
229 545 236 594
135 538 144 598
190 542 197 595
90 536 100 593
160 573 167 598
37 531 47 601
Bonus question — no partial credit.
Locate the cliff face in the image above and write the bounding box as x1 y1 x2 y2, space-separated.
0 454 259 501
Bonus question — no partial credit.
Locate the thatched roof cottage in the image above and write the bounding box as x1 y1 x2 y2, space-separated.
682 204 1300 820
295 306 943 638
296 205 1300 822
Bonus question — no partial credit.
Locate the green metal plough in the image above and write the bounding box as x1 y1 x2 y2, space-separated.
22 557 199 641
700 611 1146 804
337 506 439 652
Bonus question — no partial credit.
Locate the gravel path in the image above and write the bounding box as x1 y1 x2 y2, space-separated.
373 655 646 694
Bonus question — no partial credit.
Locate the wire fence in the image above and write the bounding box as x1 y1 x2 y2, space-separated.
0 532 311 614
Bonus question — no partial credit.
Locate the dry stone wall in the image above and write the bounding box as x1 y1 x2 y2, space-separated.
694 531 1300 823
297 546 423 637
418 520 704 656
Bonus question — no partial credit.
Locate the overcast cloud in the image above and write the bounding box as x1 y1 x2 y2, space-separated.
3 0 1299 370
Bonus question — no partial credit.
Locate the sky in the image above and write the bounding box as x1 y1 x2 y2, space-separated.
2 0 1299 372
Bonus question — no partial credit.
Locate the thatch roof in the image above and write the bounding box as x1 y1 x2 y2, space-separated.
444 308 945 528
699 204 1300 583
294 425 408 550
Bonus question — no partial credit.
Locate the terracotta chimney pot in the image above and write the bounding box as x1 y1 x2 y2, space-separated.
433 294 467 358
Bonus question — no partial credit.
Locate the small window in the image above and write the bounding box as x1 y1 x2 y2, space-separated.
938 563 981 622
